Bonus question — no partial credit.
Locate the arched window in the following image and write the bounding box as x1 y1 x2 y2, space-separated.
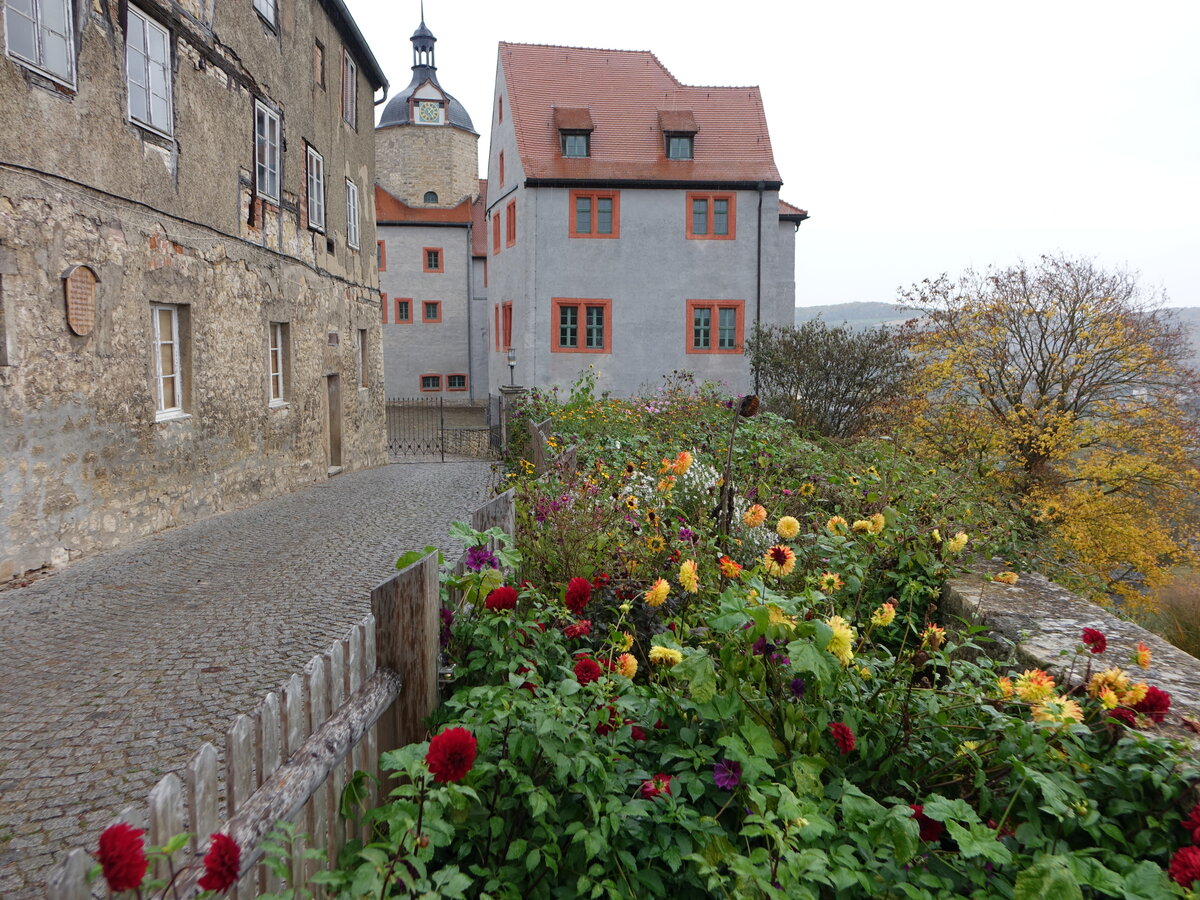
424 191 438 203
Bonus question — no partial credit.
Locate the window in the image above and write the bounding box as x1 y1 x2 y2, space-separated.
125 7 172 135
255 101 280 201
569 190 619 239
687 192 736 239
380 293 388 323
268 321 289 404
395 298 412 322
314 40 324 88
341 49 358 129
345 179 359 249
686 300 744 354
358 328 368 388
447 374 467 391
666 134 693 160
552 298 611 353
423 190 438 203
498 96 503 122
420 374 441 392
376 240 386 270
151 304 187 419
422 301 441 323
493 304 500 350
252 0 275 25
505 200 516 247
502 301 512 350
561 132 589 158
498 151 504 186
422 247 443 273
306 146 325 231
492 214 500 255
5 0 75 83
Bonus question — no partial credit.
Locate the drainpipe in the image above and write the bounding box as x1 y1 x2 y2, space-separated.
466 221 474 402
754 181 764 394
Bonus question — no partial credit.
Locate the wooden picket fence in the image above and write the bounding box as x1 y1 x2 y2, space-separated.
526 418 576 476
46 490 515 899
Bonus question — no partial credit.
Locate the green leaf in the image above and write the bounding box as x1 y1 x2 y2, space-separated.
945 820 1012 864
672 651 717 704
396 546 440 570
1014 856 1083 900
920 794 980 825
161 832 190 855
739 721 777 760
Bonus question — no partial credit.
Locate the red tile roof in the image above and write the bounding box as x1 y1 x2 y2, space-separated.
500 42 782 185
375 186 473 225
779 199 809 221
471 180 489 256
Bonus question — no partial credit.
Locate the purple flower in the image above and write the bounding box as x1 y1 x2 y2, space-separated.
752 636 775 656
713 758 742 791
677 527 697 544
789 676 806 698
770 653 790 666
440 607 455 647
465 546 500 572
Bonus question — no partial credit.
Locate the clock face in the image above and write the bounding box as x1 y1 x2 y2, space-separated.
417 101 441 124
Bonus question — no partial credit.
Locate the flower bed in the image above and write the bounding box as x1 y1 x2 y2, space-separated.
325 380 1199 898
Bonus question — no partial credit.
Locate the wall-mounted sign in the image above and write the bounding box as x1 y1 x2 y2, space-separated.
62 265 98 336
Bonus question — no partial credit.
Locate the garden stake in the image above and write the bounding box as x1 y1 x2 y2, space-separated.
717 395 759 546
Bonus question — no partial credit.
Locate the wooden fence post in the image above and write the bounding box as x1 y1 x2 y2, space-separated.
371 551 440 758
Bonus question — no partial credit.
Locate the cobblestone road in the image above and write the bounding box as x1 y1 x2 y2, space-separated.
0 461 497 897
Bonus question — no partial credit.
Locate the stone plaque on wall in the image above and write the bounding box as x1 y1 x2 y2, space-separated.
63 265 98 336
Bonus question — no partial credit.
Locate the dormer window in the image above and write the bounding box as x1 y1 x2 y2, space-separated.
554 107 594 159
659 110 697 161
562 132 590 158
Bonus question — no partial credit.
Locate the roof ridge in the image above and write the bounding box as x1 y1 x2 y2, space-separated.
499 41 682 89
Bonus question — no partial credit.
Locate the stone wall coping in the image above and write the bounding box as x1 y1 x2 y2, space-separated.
942 563 1200 748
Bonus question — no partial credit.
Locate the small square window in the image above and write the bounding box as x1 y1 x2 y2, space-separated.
422 301 442 323
561 132 589 158
423 247 443 273
686 192 736 240
447 374 467 391
666 134 693 160
4 0 76 84
420 374 442 392
569 190 619 239
395 298 412 322
551 298 610 354
687 300 744 354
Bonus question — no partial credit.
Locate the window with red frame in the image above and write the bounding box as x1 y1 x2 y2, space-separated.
506 200 516 247
381 293 388 323
377 240 386 270
552 298 610 353
420 374 441 391
395 298 412 323
422 301 442 323
502 301 513 349
686 192 736 239
498 96 503 122
569 190 619 238
422 247 443 273
492 214 500 255
494 304 500 350
686 299 744 353
447 374 467 391
499 151 504 186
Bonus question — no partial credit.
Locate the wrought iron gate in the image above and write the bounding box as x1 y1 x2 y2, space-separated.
386 398 497 461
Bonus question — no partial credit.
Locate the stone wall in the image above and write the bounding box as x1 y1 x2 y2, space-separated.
942 565 1200 748
376 124 479 208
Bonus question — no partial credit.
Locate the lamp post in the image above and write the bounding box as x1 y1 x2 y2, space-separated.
507 347 516 386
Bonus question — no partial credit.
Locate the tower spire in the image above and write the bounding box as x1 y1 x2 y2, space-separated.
411 6 436 71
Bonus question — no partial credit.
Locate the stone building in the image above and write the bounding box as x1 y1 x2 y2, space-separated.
0 0 388 582
375 17 487 400
485 42 807 396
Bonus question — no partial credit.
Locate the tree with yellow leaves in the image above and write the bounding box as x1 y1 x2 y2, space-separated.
902 254 1199 607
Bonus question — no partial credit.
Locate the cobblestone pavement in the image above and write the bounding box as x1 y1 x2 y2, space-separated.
0 461 497 897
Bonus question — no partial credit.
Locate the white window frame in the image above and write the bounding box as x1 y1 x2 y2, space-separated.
255 101 280 202
268 321 287 405
152 304 183 420
4 0 75 85
306 146 325 231
345 178 360 249
252 0 276 26
341 49 358 128
125 6 172 136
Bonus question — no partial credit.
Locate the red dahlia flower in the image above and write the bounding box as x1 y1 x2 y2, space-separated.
197 833 241 892
97 822 148 893
639 773 672 800
574 657 602 685
564 619 592 639
1169 846 1200 888
629 723 648 741
1107 707 1137 727
829 722 856 754
592 573 611 589
565 577 592 615
1081 628 1107 654
1134 685 1171 723
484 586 518 612
425 726 478 783
909 804 945 843
595 705 620 736
1182 803 1200 843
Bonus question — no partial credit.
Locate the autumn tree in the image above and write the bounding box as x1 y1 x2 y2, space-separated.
903 254 1199 606
746 319 915 439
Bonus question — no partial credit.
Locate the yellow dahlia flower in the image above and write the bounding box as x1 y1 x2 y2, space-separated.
852 519 873 533
679 559 699 593
719 555 743 579
826 516 849 536
776 516 801 540
616 653 638 679
799 483 815 497
947 532 968 554
825 615 857 666
762 545 797 577
818 571 844 593
648 645 683 667
1087 666 1130 699
644 578 670 607
921 624 947 651
1032 697 1084 726
672 451 693 476
870 602 896 627
1014 669 1056 703
619 630 634 651
1122 682 1149 706
993 572 1019 585
868 513 886 534
1135 642 1152 670
1099 688 1119 709
743 504 768 528
997 677 1014 699
767 604 797 631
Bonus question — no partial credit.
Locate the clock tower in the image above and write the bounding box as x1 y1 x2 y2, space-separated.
375 14 479 208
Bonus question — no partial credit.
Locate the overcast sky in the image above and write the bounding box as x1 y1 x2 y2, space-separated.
345 0 1200 308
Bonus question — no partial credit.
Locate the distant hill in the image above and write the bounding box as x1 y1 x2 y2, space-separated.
793 302 920 329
